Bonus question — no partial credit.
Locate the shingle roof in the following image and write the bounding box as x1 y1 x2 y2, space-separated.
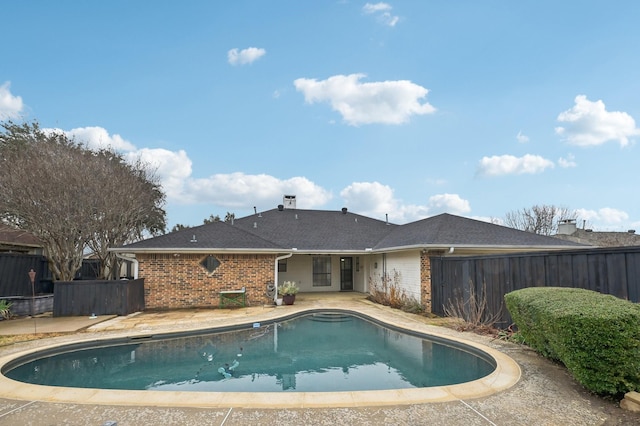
120 220 283 251
375 213 586 249
233 208 396 251
116 210 586 253
0 224 42 247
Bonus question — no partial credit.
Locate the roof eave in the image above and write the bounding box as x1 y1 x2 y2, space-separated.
108 247 287 254
286 249 377 255
374 244 593 253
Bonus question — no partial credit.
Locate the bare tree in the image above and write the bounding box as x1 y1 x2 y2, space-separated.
85 151 166 279
0 121 166 280
1 122 95 280
504 204 576 235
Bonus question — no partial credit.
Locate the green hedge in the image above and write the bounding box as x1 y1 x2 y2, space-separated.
505 287 640 395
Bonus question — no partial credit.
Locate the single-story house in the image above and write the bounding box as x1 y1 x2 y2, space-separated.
0 224 43 255
111 198 586 311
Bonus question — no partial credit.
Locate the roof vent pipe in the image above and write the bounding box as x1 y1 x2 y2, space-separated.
278 204 284 211
341 207 347 214
385 214 389 225
254 206 257 214
253 222 257 228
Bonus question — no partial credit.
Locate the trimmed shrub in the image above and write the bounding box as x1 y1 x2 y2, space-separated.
505 287 640 395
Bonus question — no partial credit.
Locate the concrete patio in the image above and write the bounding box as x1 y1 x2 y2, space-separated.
1 292 638 425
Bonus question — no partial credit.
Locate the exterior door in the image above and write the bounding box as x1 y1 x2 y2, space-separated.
340 257 353 291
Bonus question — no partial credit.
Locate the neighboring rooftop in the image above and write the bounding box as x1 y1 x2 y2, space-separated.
0 224 43 253
555 228 640 247
554 219 640 247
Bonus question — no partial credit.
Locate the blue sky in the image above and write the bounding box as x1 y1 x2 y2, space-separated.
2 1 639 231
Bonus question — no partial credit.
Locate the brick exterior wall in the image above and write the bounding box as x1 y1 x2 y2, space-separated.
420 251 432 313
138 253 276 309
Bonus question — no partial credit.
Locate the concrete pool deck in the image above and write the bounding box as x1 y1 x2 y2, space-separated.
1 292 639 425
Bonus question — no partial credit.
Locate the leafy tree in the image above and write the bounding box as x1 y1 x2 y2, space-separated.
203 214 221 224
171 223 189 232
0 120 166 280
504 204 576 235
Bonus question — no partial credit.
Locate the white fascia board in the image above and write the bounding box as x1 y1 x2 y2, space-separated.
375 244 592 253
107 247 287 254
282 249 379 255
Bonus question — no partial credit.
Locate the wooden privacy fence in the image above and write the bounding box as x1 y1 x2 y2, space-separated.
53 279 145 317
430 246 640 328
0 253 51 296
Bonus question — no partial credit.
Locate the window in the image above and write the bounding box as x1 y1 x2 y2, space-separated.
200 255 221 274
312 256 331 287
278 259 287 272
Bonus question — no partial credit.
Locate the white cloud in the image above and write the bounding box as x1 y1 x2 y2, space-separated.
0 81 24 120
64 126 136 151
227 47 266 66
516 131 529 143
426 193 471 215
341 182 397 218
477 154 555 176
557 153 577 168
555 95 639 147
38 122 331 214
363 2 392 13
184 173 332 208
126 148 193 202
121 150 332 213
576 207 629 229
294 73 435 126
363 2 399 27
340 182 470 223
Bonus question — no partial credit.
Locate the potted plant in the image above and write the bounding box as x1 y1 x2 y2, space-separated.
280 281 299 305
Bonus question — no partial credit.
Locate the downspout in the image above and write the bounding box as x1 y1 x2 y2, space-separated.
274 252 293 302
115 252 139 279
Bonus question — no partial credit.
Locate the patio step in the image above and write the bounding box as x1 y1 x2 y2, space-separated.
621 392 640 412
308 313 353 323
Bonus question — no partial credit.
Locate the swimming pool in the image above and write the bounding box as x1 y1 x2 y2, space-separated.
0 306 521 407
4 311 495 392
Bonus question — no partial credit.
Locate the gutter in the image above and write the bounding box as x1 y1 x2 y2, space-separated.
115 252 139 279
274 252 294 302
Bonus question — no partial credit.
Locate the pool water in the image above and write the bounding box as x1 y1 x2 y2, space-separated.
4 311 495 392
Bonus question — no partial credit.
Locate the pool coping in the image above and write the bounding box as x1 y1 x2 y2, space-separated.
0 304 521 408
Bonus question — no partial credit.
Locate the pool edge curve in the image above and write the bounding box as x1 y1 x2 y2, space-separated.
0 306 521 408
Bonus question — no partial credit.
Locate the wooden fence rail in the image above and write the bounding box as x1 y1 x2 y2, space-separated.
53 279 145 317
430 246 640 327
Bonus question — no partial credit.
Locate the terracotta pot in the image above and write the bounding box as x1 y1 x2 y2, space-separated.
282 294 296 305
